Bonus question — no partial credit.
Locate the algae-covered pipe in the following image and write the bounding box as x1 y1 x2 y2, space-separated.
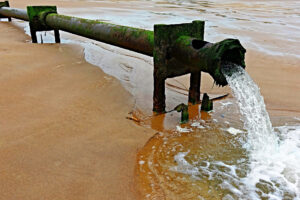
1 6 247 114
45 14 154 56
0 7 246 74
172 36 246 86
0 7 154 56
0 7 28 21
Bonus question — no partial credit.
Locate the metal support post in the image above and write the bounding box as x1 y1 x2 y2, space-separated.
189 71 201 104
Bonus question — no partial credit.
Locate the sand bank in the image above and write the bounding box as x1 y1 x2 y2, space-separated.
0 22 155 199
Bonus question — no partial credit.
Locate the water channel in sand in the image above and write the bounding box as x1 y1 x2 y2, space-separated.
9 0 300 199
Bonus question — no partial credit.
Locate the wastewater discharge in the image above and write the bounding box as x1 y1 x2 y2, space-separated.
222 65 278 153
157 65 300 200
220 65 300 199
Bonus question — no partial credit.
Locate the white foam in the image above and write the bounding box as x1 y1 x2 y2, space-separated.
240 125 300 199
176 126 192 133
170 125 300 199
223 66 300 199
220 102 233 106
223 65 278 153
139 160 145 165
191 122 205 129
170 152 200 177
225 127 244 135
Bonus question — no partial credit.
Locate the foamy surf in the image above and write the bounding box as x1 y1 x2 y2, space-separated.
167 66 300 199
170 125 300 199
225 127 244 135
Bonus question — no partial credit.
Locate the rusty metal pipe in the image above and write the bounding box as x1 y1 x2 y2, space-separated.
0 7 154 56
0 5 247 114
45 13 154 56
0 7 246 75
0 7 28 21
0 7 246 80
172 36 246 86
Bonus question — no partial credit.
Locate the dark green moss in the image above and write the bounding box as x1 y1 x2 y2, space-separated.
27 6 57 30
174 103 189 123
201 93 213 112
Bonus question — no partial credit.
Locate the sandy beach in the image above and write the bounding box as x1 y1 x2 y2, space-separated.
0 21 155 199
1 0 300 199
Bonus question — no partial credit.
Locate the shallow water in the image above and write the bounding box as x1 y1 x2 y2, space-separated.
136 96 300 200
137 121 300 199
135 66 300 199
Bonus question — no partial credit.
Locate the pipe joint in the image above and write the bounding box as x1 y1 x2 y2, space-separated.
27 6 60 43
38 10 56 28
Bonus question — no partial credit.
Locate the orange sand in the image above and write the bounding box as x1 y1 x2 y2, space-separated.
0 22 155 199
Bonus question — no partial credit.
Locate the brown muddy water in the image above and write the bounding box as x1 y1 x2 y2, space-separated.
13 0 300 199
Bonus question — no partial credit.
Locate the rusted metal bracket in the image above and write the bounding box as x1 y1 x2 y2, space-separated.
0 1 11 21
153 20 205 113
27 6 60 43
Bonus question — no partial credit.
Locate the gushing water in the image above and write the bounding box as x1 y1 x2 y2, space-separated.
222 65 279 154
222 65 300 199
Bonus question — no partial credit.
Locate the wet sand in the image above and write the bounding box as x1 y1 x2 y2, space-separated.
1 0 300 199
0 22 155 199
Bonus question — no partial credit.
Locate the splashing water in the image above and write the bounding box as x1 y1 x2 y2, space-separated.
221 65 300 199
222 65 279 155
142 65 300 199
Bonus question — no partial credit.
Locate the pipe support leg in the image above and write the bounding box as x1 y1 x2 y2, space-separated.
153 76 166 113
189 71 201 104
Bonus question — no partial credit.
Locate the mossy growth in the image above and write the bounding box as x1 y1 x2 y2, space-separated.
174 103 189 123
0 1 9 8
201 93 213 112
27 6 57 31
